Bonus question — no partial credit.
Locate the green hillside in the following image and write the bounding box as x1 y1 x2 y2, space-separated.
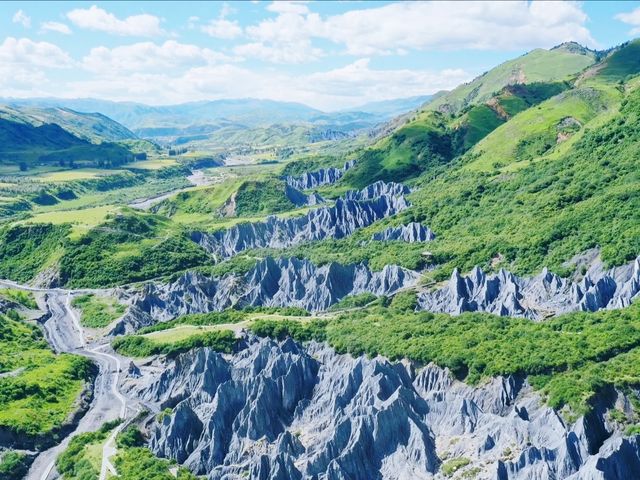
0 106 137 143
427 42 597 114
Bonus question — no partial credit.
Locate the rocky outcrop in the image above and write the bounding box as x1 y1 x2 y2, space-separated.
372 222 435 243
285 160 355 190
417 256 640 320
284 184 325 207
113 257 419 335
126 337 640 479
192 181 410 260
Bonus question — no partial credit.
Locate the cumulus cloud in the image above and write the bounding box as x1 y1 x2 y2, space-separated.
201 2 242 39
0 37 72 94
40 21 72 35
12 10 31 28
67 5 165 37
202 19 242 39
238 0 595 62
82 40 229 74
615 6 640 35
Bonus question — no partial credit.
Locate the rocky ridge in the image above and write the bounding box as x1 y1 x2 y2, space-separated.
112 256 419 335
285 160 356 190
191 181 410 260
417 256 640 319
124 336 640 479
372 222 435 242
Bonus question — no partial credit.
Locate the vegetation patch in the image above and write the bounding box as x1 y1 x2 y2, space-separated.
234 178 297 216
0 451 29 480
0 314 93 440
0 288 37 309
112 330 237 358
72 294 126 328
56 419 122 480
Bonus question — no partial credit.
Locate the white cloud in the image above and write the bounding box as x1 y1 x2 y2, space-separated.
202 19 242 39
67 5 164 37
12 10 31 28
615 6 640 35
0 37 72 94
0 37 72 68
201 2 242 39
82 40 229 74
63 57 469 110
234 41 323 63
241 0 595 62
40 21 72 35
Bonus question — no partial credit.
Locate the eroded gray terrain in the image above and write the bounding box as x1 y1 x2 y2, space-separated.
417 257 640 319
191 181 409 260
124 336 640 479
113 257 419 334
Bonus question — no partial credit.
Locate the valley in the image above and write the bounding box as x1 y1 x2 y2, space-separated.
0 34 640 480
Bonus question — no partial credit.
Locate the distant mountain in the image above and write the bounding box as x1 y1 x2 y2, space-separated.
344 95 433 118
4 98 323 130
0 106 139 165
3 96 437 149
0 105 137 143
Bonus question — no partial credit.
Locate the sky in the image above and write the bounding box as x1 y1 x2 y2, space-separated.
1 1 640 111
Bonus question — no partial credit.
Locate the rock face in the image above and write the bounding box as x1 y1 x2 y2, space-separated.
113 257 419 334
285 160 356 190
284 184 325 207
192 181 410 260
372 222 435 243
127 337 640 479
417 256 640 320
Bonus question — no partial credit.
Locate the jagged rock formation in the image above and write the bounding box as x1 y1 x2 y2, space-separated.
372 222 435 242
125 337 640 479
113 257 419 335
284 184 325 207
192 181 409 260
285 160 356 190
418 256 640 319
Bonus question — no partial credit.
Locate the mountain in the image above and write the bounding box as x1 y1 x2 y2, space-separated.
3 96 435 149
339 42 610 188
0 105 136 143
426 42 598 114
343 95 433 118
0 107 137 166
5 37 640 480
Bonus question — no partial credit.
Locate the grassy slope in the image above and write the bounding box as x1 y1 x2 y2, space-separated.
0 313 92 438
427 44 596 113
72 294 126 328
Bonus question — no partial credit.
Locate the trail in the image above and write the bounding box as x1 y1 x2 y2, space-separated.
6 289 135 480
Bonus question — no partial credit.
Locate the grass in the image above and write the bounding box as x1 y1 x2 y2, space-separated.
442 457 471 476
126 157 178 170
427 46 595 113
0 451 29 479
114 445 197 480
0 288 37 309
34 168 123 183
22 205 118 240
56 419 122 480
112 329 237 358
0 313 93 439
72 294 126 329
467 84 620 171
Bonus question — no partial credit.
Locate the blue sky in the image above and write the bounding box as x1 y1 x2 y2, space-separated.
1 1 639 110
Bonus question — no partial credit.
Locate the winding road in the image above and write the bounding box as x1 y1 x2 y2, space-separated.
2 286 136 480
